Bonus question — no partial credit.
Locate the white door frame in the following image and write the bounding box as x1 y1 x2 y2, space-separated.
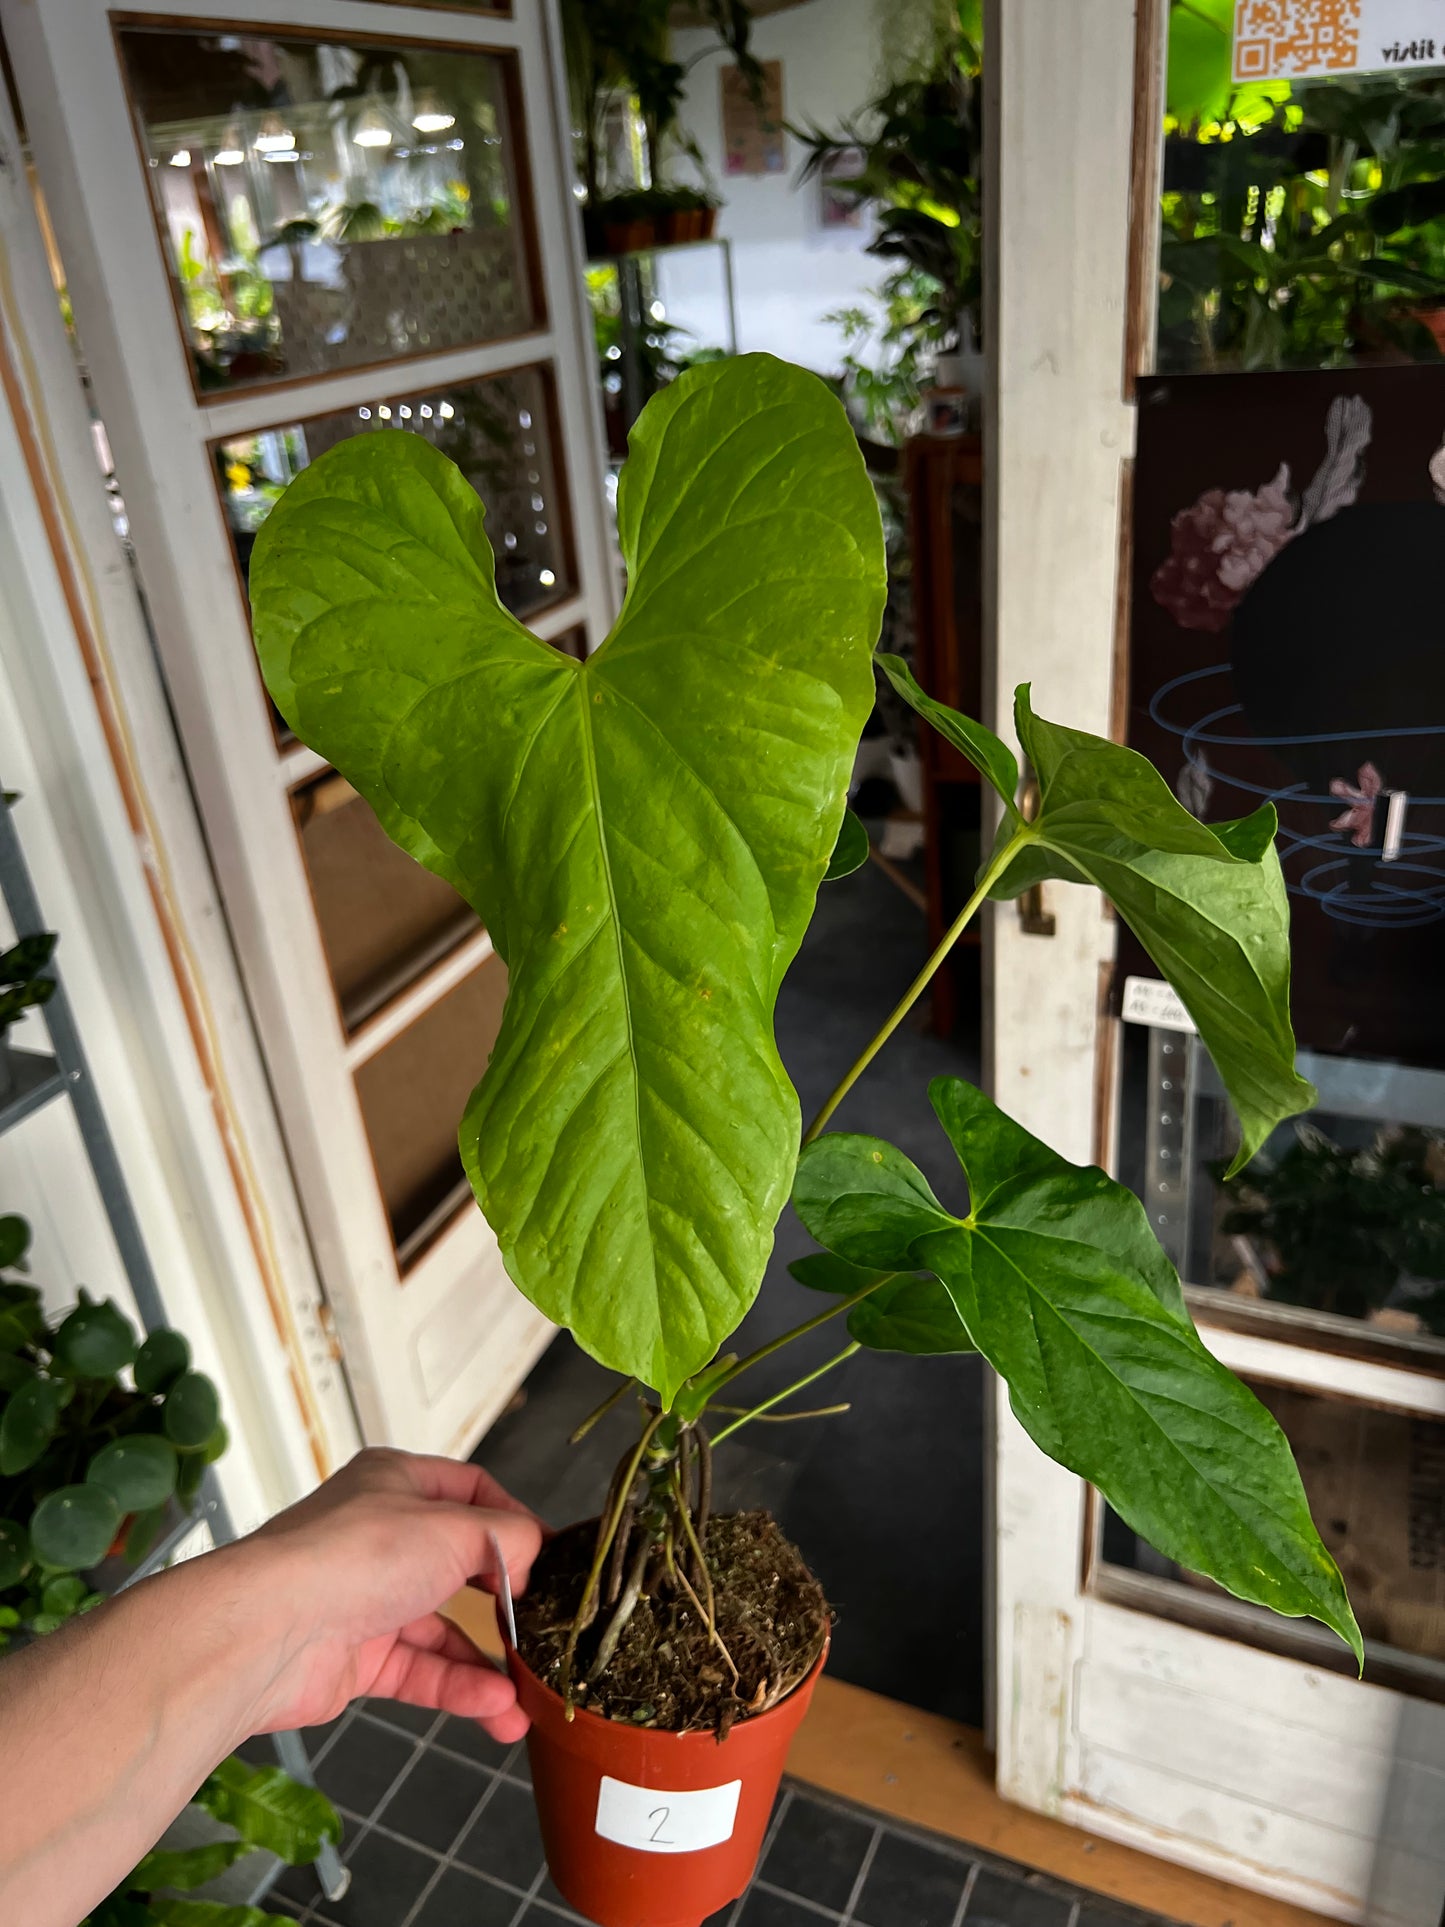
4 0 617 1455
983 5 1445 1922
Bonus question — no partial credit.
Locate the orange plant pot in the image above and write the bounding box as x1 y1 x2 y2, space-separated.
508 1636 827 1927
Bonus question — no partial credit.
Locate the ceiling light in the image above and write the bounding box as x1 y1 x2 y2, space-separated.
168 149 191 168
353 106 393 149
213 146 245 166
264 150 300 163
438 401 455 420
539 569 557 588
411 90 456 135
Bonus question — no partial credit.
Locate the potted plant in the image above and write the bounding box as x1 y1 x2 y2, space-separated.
249 353 1359 1927
0 1213 227 1643
0 930 58 1100
83 1753 339 1927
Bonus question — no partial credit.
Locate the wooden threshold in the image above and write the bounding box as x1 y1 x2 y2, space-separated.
442 1589 1329 1927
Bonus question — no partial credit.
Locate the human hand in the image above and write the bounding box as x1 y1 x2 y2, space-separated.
225 1448 543 1744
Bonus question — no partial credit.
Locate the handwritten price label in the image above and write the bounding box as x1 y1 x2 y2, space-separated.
594 1775 742 1854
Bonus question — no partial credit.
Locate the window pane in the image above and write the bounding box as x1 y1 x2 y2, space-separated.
117 26 537 393
1156 39 1445 375
293 774 477 1032
214 364 573 651
353 957 507 1263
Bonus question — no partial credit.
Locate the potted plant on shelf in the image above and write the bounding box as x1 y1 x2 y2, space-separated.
0 930 58 1101
0 1212 227 1644
249 353 1359 1927
83 1754 340 1927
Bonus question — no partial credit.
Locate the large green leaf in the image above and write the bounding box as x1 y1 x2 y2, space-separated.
197 1758 342 1863
793 1078 1361 1661
132 1841 254 1894
249 355 886 1400
789 1252 975 1354
877 654 1018 806
993 687 1314 1173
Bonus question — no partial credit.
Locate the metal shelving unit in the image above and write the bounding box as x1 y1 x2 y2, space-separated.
0 790 347 1907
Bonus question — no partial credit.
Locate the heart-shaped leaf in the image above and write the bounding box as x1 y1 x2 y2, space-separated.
794 1077 1361 1662
88 1433 179 1510
0 1376 64 1474
51 1299 138 1378
250 355 886 1399
30 1482 120 1571
878 653 1019 805
789 1252 975 1353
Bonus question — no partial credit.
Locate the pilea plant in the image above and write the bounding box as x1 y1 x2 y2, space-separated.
0 1213 226 1639
250 354 1361 1727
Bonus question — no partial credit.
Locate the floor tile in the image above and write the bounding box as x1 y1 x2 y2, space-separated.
965 1871 1073 1927
322 1830 439 1927
272 1858 325 1908
377 1744 494 1853
313 1719 417 1820
413 1865 526 1927
361 1698 440 1737
437 1713 522 1770
535 1870 587 1917
738 1889 840 1927
761 1794 874 1913
855 1829 973 1927
455 1776 547 1890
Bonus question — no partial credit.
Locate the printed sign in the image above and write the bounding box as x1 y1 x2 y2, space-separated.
1234 0 1445 81
1120 976 1198 1034
722 60 785 175
594 1775 742 1855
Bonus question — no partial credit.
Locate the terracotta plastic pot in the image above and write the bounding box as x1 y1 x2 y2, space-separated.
508 1636 828 1927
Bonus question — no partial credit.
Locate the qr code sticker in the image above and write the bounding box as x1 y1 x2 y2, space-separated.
1234 0 1362 77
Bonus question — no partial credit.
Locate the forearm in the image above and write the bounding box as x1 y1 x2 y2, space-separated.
0 1539 286 1927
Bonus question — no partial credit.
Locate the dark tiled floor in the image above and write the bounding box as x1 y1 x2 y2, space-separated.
268 1700 1180 1927
478 858 989 1725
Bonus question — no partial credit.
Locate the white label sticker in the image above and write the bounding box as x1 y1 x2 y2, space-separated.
1120 975 1197 1035
594 1775 742 1854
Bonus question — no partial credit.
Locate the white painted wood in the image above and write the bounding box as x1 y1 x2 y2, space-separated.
983 5 1445 1919
3 0 614 1456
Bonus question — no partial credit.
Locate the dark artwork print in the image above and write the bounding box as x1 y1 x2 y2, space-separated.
1129 366 1445 1068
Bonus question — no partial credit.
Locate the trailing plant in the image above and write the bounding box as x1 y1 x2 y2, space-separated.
0 1214 226 1643
249 352 1361 1724
1159 0 1445 371
81 1753 340 1927
0 931 57 1038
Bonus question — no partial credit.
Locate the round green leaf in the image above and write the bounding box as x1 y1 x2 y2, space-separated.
823 808 869 882
164 1371 220 1448
0 1352 36 1393
0 1376 63 1474
0 1213 30 1270
51 1299 137 1378
124 1504 168 1563
87 1433 178 1511
0 1519 27 1589
29 1483 120 1571
41 1572 87 1618
203 1420 230 1466
134 1327 190 1396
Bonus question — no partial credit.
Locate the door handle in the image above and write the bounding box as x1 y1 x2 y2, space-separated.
1017 775 1055 937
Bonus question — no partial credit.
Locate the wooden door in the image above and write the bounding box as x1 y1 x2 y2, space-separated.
4 0 616 1454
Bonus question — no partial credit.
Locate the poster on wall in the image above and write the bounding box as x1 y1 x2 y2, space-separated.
1233 0 1445 80
1127 365 1445 1067
721 59 785 175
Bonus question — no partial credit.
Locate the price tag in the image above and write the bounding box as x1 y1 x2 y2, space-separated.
594 1775 742 1854
1120 975 1196 1035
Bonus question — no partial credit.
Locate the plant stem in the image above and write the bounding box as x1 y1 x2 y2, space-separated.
708 1276 895 1396
571 1376 635 1445
560 1408 665 1696
709 1344 860 1446
708 1402 851 1423
802 830 1028 1145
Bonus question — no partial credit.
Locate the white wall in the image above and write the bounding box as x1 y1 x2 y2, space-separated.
662 0 884 373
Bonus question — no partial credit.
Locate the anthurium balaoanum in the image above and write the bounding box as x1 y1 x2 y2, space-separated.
249 351 1356 1666
250 355 887 1401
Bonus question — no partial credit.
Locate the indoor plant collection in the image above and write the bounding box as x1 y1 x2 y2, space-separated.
250 353 1359 1927
0 1212 226 1643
